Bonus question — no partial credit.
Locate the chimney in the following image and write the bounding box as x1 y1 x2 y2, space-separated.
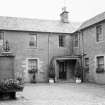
60 7 69 23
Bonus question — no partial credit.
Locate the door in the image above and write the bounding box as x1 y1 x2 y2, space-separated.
59 61 66 80
0 56 14 79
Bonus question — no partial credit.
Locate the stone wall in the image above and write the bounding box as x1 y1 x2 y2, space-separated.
73 21 105 84
2 30 72 82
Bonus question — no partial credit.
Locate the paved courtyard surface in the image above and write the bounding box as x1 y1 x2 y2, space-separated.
1 83 105 105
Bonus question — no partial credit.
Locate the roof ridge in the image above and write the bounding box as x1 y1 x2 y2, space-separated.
0 15 60 22
78 11 105 30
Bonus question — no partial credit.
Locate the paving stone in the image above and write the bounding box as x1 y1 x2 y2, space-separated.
0 83 105 105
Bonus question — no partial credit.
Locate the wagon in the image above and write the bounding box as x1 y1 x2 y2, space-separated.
0 52 24 99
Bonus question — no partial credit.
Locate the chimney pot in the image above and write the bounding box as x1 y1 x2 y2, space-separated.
60 7 69 23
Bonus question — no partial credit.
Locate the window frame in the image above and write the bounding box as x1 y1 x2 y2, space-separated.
96 25 103 42
29 32 37 48
96 55 105 73
97 56 104 69
74 33 79 48
59 35 65 47
0 31 4 46
26 58 39 73
28 59 38 70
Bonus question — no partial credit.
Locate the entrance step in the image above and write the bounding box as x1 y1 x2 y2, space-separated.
56 79 75 83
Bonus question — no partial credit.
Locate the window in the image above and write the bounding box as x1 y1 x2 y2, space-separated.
97 56 104 69
28 59 38 71
29 32 37 48
85 58 89 67
59 35 65 47
96 25 103 42
74 33 78 47
0 31 4 46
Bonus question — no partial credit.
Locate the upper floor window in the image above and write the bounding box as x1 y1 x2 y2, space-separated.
96 25 103 42
59 35 65 47
29 32 37 48
0 31 4 46
74 33 78 47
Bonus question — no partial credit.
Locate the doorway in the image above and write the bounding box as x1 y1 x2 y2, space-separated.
59 61 67 80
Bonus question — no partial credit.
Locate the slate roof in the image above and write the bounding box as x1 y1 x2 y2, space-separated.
0 16 80 33
78 12 105 30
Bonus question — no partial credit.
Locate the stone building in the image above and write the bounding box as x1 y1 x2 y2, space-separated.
74 12 105 84
0 8 80 83
2 7 105 84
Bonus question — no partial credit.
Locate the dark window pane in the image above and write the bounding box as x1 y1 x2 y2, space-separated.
74 33 78 47
97 56 104 69
59 35 65 47
96 25 103 42
29 34 37 48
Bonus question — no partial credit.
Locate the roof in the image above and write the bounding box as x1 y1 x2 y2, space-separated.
78 12 105 30
0 16 80 33
54 55 80 60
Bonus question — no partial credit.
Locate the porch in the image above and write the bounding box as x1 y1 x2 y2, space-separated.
53 56 80 82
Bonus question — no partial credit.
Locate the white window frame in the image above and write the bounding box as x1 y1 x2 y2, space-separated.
74 33 79 48
0 31 4 46
95 55 105 70
29 32 37 48
26 58 39 73
96 25 104 43
59 35 65 47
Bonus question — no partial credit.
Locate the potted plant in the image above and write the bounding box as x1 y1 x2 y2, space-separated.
96 68 104 73
28 69 37 74
48 61 55 83
75 61 82 83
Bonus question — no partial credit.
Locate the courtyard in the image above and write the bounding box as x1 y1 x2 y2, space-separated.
1 83 105 105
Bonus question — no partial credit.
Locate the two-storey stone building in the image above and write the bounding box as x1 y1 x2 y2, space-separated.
74 12 105 84
0 8 81 83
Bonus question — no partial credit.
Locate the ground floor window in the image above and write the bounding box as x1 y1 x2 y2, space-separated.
28 59 38 73
96 56 104 73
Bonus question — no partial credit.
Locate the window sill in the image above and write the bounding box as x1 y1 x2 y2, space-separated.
74 46 79 48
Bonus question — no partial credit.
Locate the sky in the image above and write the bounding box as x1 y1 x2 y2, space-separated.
0 0 105 22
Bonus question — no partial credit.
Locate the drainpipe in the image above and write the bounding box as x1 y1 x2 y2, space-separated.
81 31 85 82
48 33 50 66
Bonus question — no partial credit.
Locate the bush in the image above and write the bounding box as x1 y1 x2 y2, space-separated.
0 79 24 92
75 61 82 79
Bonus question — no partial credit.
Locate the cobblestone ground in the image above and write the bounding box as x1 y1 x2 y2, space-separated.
1 83 105 105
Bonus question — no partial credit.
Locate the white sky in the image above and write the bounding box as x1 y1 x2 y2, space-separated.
0 0 105 22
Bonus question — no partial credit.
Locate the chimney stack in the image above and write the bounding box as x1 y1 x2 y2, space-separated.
60 7 69 23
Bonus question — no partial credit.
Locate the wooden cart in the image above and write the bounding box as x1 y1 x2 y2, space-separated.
0 52 24 100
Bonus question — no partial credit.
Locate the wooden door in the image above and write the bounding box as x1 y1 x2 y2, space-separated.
59 61 66 80
0 56 14 80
